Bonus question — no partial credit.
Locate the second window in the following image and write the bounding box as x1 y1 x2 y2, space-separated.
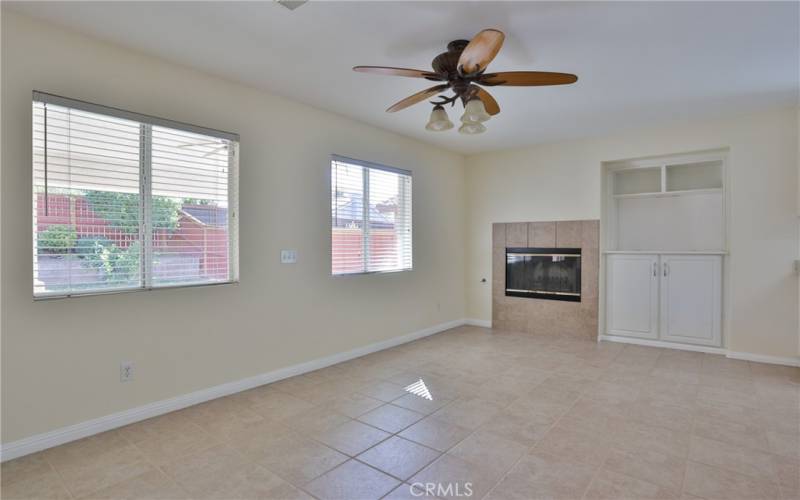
331 156 412 275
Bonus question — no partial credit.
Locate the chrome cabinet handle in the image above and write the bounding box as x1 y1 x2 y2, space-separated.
664 263 669 276
653 262 657 276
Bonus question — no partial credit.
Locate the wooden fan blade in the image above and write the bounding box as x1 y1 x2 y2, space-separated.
386 84 449 113
458 29 505 75
354 66 443 80
480 71 578 87
475 87 500 116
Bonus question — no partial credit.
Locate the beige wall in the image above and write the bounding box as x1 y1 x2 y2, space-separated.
0 12 467 443
466 107 800 359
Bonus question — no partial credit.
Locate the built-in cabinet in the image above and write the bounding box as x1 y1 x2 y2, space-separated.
602 150 727 348
606 253 722 346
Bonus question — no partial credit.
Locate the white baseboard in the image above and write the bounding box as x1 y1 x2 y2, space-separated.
599 334 727 355
599 334 800 366
464 318 492 328
726 350 800 367
0 318 468 462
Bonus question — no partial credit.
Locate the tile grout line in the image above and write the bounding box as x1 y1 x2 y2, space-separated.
480 368 598 500
355 373 527 498
289 380 455 499
269 377 448 494
482 343 671 500
125 421 214 499
574 350 633 500
40 451 77 500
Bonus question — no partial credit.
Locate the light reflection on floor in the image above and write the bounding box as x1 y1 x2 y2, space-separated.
404 378 433 400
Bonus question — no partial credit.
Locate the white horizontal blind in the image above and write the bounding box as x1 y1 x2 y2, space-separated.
150 126 233 286
331 156 412 275
32 93 239 297
33 101 143 295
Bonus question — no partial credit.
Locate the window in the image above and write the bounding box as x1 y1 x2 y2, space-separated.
33 92 239 298
331 155 412 275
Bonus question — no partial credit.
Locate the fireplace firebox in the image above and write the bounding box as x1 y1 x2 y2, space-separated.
506 247 581 302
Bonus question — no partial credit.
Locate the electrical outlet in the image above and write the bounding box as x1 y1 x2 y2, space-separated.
120 361 134 382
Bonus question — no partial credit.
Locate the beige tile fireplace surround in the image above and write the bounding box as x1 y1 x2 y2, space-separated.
492 220 599 339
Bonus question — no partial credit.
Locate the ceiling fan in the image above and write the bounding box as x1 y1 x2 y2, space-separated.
353 29 578 134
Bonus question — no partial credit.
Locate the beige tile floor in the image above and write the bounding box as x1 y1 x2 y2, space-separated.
2 326 799 500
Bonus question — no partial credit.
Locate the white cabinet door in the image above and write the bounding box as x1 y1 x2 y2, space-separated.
606 254 660 339
659 255 722 346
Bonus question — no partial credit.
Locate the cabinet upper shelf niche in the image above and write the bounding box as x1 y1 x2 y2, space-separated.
612 160 723 197
603 150 727 252
613 167 661 195
665 161 722 192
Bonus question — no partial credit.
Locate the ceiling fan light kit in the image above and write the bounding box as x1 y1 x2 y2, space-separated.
353 28 578 135
458 121 486 135
425 105 454 131
461 97 490 124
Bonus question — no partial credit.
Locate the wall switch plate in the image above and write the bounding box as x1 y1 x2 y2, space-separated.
281 250 297 264
120 362 134 382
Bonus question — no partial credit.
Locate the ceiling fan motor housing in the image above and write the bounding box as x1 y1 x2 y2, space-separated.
446 39 470 52
431 40 471 78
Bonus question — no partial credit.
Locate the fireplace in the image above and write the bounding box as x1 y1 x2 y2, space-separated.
493 221 597 338
506 247 582 302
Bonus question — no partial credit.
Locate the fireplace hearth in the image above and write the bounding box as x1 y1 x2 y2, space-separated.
506 247 581 302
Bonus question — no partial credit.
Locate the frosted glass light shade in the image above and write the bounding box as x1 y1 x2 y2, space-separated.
458 121 486 135
425 105 454 131
461 98 490 123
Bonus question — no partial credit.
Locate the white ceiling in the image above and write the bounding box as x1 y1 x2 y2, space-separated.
8 1 799 154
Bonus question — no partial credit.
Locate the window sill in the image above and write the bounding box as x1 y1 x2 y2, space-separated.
331 268 413 277
33 280 239 301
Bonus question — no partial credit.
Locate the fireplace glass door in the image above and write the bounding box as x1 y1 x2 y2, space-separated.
506 248 581 301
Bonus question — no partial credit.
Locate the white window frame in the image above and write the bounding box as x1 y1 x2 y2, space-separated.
32 91 240 299
330 154 413 276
